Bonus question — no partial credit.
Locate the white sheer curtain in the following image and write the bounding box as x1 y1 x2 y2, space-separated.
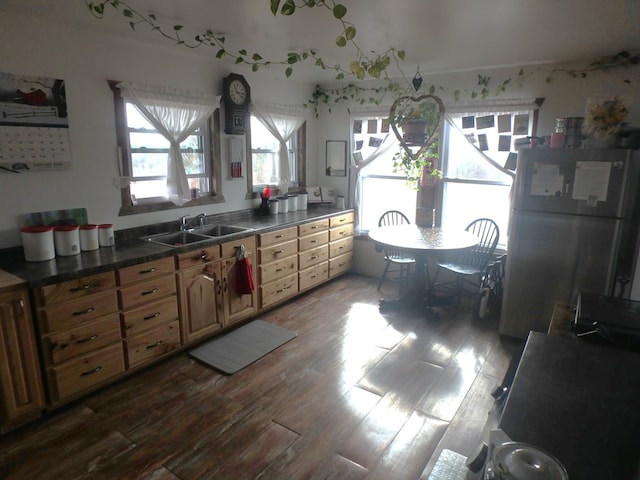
118 82 220 206
250 104 306 189
350 133 399 229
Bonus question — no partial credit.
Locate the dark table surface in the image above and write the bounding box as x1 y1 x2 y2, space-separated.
499 331 640 479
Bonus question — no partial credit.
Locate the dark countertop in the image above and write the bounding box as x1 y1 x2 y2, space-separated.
499 331 640 479
0 206 351 288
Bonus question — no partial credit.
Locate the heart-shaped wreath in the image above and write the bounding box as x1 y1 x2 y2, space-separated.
389 94 445 161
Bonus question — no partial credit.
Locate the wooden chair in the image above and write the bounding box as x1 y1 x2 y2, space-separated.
376 210 416 292
430 218 500 304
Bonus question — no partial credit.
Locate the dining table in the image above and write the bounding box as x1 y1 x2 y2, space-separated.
368 224 480 314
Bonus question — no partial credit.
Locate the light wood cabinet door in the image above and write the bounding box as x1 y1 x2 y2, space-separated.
178 261 224 344
0 288 45 432
222 252 258 327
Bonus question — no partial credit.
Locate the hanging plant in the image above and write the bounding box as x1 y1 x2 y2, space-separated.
392 142 442 189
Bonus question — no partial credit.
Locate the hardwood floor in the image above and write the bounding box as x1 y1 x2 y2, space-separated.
0 273 521 480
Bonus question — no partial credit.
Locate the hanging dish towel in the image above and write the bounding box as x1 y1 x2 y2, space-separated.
235 244 255 295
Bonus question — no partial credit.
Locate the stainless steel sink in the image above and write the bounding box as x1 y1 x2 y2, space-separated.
141 231 212 247
194 225 252 237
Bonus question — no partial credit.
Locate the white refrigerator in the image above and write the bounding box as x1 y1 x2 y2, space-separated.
499 148 640 339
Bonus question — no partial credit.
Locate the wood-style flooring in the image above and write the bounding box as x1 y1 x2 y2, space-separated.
0 273 522 480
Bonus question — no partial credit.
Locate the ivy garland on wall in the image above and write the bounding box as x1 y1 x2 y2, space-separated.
84 0 639 115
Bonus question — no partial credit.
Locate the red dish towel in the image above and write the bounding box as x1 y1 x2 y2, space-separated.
235 244 255 295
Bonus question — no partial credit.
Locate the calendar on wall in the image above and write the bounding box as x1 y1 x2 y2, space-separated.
0 71 71 172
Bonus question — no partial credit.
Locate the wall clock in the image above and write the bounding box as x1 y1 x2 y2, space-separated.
223 73 251 135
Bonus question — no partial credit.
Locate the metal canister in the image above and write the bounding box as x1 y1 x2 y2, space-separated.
564 117 584 148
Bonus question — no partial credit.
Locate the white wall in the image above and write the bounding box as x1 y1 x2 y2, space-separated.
0 12 318 248
1 9 638 252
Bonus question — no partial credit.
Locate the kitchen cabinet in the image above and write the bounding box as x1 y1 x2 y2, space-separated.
258 226 299 309
328 212 354 278
0 283 45 432
298 219 329 291
176 245 224 344
117 257 180 370
34 271 124 405
221 236 258 326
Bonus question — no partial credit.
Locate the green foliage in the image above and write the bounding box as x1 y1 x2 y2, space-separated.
392 142 442 189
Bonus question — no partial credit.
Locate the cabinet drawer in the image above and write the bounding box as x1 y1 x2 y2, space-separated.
258 227 297 247
329 252 353 277
51 342 125 401
260 273 298 309
259 255 298 284
118 275 176 310
258 239 298 263
330 212 354 227
39 291 119 333
121 295 179 336
298 245 329 270
298 231 329 252
299 262 329 291
329 236 354 258
36 272 116 307
298 219 329 237
117 257 175 287
125 320 180 369
329 223 354 242
221 235 256 258
45 314 122 365
176 245 221 269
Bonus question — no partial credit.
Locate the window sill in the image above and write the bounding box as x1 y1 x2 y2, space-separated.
119 195 226 216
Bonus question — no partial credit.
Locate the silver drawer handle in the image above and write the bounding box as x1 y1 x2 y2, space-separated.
69 284 91 293
76 334 98 344
146 340 164 349
139 267 157 274
80 365 102 376
143 312 161 321
141 287 159 296
73 307 95 316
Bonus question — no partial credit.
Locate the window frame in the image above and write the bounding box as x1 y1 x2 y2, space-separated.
244 114 306 198
110 81 225 216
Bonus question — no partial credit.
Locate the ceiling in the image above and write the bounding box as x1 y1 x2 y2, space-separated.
3 0 640 83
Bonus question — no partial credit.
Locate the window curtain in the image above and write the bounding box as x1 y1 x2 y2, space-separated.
118 82 220 206
350 133 398 230
444 113 515 180
250 104 306 190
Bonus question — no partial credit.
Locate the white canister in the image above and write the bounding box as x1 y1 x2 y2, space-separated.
297 192 308 210
336 195 346 210
79 224 99 251
20 226 55 262
98 224 115 247
277 196 289 213
268 199 279 214
286 194 298 211
54 225 80 256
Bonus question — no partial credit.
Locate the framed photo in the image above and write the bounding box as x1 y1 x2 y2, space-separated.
326 140 347 176
307 186 322 203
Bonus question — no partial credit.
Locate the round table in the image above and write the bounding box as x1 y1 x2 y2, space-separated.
368 225 480 313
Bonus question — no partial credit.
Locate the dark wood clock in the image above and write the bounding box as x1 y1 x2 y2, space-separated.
223 73 251 135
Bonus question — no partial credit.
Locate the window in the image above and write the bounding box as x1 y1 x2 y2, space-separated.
111 82 223 215
250 115 296 187
351 114 417 233
125 103 211 202
439 102 540 248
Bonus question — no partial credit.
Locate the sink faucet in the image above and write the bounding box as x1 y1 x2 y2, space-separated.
194 213 206 229
179 214 190 231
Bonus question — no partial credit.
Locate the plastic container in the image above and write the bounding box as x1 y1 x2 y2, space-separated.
268 199 279 214
297 192 308 210
54 225 80 256
79 224 99 251
277 196 289 213
20 226 55 262
98 224 115 247
336 195 345 210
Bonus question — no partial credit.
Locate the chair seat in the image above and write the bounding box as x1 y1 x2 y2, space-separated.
437 262 482 277
385 255 415 264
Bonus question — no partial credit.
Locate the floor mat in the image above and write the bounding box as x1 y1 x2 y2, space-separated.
189 320 297 374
